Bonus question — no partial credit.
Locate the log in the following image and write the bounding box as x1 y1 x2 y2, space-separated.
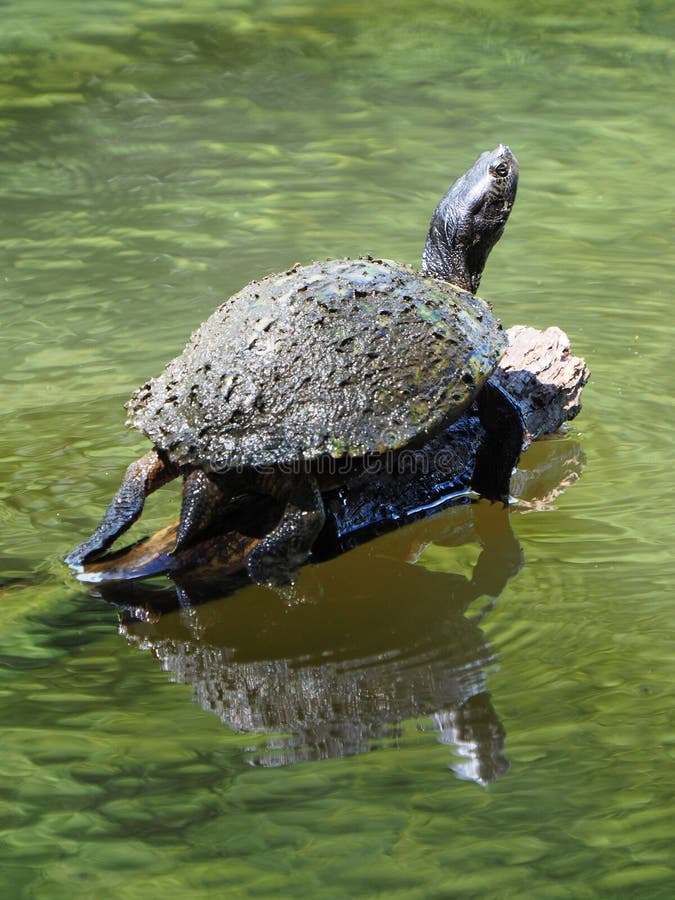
78 325 589 585
491 325 588 447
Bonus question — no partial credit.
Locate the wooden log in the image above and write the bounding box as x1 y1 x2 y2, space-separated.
78 326 589 585
491 325 589 447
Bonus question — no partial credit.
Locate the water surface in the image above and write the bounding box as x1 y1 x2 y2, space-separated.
1 1 674 897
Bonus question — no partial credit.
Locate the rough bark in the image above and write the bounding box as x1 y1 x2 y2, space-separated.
492 325 589 447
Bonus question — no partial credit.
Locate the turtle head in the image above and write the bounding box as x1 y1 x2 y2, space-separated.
421 145 519 293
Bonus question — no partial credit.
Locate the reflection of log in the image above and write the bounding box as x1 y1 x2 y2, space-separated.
79 326 589 584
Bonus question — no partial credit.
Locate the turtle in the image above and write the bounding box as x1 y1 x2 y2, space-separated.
65 144 520 584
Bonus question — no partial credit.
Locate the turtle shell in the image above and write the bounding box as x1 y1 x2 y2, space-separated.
126 258 506 470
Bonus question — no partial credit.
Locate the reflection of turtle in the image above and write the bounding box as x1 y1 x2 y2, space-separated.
117 501 521 782
66 145 519 584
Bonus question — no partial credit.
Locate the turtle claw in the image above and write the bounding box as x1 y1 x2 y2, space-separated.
246 542 303 587
64 535 110 569
64 450 178 575
64 548 84 569
64 555 85 573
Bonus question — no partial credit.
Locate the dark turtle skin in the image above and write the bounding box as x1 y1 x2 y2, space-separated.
66 145 519 584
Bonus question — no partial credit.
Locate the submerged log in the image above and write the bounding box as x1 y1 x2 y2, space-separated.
78 325 589 585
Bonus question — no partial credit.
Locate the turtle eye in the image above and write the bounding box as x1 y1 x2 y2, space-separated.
491 162 509 178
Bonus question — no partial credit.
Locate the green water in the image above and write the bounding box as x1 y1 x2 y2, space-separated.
1 0 674 896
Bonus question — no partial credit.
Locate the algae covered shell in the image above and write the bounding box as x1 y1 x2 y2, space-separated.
125 257 506 471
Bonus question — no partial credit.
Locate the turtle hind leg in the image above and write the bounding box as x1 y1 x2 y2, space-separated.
247 473 326 586
173 468 227 555
65 449 178 568
471 381 525 503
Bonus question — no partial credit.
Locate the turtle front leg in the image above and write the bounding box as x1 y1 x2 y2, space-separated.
246 473 326 585
173 468 227 554
65 449 178 568
470 381 525 503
